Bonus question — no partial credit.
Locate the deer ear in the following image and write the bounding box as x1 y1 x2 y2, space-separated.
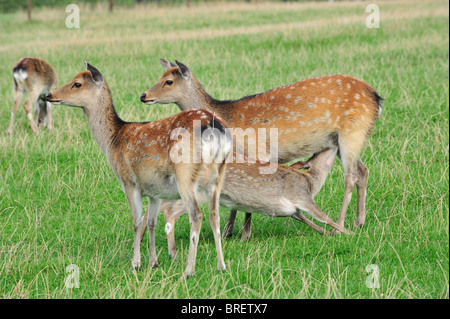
160 58 177 71
175 60 191 80
82 60 104 85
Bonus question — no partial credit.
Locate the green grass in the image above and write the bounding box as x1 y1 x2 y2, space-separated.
0 0 448 298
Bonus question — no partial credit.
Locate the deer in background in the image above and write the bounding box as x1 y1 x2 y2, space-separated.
7 57 58 135
140 59 382 234
151 146 350 259
46 61 232 278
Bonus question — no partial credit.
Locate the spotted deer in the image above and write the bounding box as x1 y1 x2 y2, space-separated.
222 158 310 242
46 61 232 278
140 59 382 233
147 146 350 259
7 57 58 135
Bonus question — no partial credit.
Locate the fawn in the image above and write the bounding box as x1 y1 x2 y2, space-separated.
7 57 58 135
46 61 232 278
222 157 309 242
147 146 349 259
141 59 382 233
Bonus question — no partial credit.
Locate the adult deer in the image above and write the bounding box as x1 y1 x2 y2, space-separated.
46 61 232 278
151 146 351 259
8 57 58 135
141 59 382 233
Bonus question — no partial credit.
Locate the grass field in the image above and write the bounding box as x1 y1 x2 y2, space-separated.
0 0 448 299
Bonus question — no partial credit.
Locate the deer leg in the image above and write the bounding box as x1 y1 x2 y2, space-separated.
209 186 226 272
354 158 369 228
223 210 252 241
34 98 40 123
335 173 357 233
124 187 144 270
164 208 179 259
7 86 24 135
297 199 352 235
37 98 46 128
333 134 366 232
138 205 149 244
292 211 331 235
183 195 202 278
146 197 161 269
23 88 40 134
162 201 186 259
176 168 203 278
209 162 227 272
241 213 252 241
140 200 186 259
37 98 52 130
223 209 237 238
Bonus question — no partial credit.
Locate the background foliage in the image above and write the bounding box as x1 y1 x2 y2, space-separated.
0 0 448 298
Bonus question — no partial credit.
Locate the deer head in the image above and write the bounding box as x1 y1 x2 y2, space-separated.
140 59 194 105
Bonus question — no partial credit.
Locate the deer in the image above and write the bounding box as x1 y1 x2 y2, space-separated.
45 61 233 278
140 59 382 235
221 158 310 242
7 57 58 135
146 146 350 259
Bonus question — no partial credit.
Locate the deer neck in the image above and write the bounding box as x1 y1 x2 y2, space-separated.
85 85 124 156
305 163 334 198
176 77 232 118
306 150 337 197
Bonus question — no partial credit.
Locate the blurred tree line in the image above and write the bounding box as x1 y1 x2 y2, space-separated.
0 0 327 13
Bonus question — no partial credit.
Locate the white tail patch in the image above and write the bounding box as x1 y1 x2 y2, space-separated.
13 69 28 85
201 126 232 164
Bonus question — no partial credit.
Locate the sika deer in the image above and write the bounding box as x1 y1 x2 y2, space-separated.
151 146 349 259
46 61 232 278
222 158 310 242
141 59 382 232
7 57 58 135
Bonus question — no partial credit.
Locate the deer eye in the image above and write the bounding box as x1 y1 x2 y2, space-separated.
73 82 82 88
165 80 173 86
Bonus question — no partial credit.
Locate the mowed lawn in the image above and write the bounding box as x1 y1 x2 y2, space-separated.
0 0 448 298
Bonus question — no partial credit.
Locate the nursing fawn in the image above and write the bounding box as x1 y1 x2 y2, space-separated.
46 61 232 278
222 159 310 241
151 146 349 259
8 57 58 135
141 59 382 232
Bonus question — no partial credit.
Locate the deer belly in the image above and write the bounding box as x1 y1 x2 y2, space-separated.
219 189 296 217
141 174 180 200
277 130 336 163
274 197 296 216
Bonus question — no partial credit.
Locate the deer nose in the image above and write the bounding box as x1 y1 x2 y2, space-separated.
45 93 52 100
140 93 146 102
